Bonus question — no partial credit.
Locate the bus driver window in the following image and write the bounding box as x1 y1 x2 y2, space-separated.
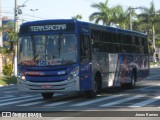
80 34 91 61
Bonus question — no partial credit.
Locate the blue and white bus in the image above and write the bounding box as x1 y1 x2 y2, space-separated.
17 19 149 99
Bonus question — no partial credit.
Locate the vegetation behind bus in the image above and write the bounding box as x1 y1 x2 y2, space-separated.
1 0 160 77
0 22 18 76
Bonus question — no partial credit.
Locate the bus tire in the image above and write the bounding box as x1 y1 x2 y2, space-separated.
120 83 126 89
41 93 54 99
86 80 98 98
128 71 136 89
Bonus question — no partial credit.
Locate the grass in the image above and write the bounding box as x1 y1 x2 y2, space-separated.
0 76 17 85
150 62 160 65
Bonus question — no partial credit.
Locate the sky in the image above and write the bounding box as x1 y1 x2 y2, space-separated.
1 0 160 24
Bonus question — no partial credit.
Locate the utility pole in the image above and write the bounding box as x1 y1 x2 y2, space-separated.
14 0 28 76
14 0 18 32
129 7 132 30
129 7 142 30
14 0 18 76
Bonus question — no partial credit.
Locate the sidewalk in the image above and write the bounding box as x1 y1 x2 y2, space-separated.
150 64 160 68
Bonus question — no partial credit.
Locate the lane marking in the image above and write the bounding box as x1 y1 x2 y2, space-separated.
0 85 17 90
129 96 160 107
0 95 13 99
0 97 42 106
44 101 73 107
0 95 39 103
43 98 83 107
100 94 145 107
71 94 123 106
18 94 69 106
18 101 46 106
127 84 160 92
3 91 19 93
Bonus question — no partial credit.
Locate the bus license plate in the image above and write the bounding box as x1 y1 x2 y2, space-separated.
41 84 52 89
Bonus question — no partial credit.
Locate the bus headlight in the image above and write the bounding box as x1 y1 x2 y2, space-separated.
18 72 26 80
68 67 79 80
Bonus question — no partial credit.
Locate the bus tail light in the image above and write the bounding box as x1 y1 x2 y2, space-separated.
68 67 79 80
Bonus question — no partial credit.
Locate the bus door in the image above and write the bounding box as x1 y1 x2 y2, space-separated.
80 34 92 91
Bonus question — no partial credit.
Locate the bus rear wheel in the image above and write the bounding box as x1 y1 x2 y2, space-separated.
128 71 136 89
121 71 136 89
41 93 54 99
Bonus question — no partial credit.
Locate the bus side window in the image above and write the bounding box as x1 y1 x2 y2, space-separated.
80 34 91 61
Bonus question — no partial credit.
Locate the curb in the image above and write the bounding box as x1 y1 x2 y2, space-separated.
0 84 15 87
150 65 160 68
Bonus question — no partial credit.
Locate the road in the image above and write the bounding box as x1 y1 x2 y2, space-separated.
0 67 160 119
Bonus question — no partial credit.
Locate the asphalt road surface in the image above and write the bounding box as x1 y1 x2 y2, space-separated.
0 67 160 119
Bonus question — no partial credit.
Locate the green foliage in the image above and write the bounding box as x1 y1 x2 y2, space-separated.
2 64 13 76
150 62 160 65
0 21 18 76
89 0 111 25
0 47 9 55
0 76 17 85
89 0 160 48
72 14 82 20
1 22 18 52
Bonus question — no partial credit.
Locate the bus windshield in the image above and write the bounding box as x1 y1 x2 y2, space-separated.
18 34 77 66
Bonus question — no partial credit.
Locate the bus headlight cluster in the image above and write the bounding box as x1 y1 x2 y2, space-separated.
68 67 79 80
17 72 26 80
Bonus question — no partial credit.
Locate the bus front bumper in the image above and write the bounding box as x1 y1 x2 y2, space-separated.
17 77 80 93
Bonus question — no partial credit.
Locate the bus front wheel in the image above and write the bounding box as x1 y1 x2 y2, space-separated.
86 80 98 98
41 93 54 99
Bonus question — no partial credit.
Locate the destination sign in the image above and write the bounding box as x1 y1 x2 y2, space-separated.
30 24 66 32
19 22 75 34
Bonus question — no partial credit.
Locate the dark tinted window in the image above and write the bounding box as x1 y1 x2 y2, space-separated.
80 34 91 61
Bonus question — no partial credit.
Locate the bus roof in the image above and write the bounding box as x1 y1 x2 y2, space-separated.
20 19 147 37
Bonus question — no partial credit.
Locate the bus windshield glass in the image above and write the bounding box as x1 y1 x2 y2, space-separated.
18 34 77 66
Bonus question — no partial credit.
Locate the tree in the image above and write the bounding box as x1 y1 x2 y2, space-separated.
89 0 112 25
89 1 130 28
72 14 82 20
0 22 18 76
110 5 130 29
137 1 160 58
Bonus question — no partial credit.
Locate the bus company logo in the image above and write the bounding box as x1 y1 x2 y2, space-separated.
38 60 45 66
58 71 66 75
